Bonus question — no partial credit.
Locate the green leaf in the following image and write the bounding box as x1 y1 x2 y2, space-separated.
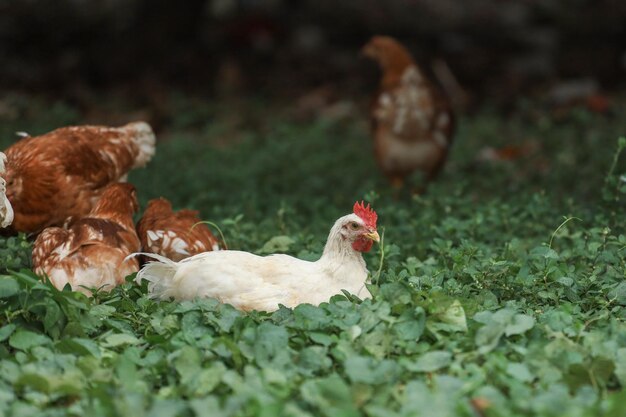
190 397 222 417
0 324 16 342
90 304 116 318
531 246 559 260
15 373 51 393
253 322 289 365
301 374 359 417
0 276 19 298
505 314 535 336
174 345 201 383
393 306 425 340
475 322 504 354
193 364 226 396
56 338 101 358
506 363 534 382
492 309 516 324
405 351 453 373
309 332 334 346
435 299 467 333
474 309 534 354
259 235 295 254
146 398 187 417
615 348 626 386
9 330 51 350
608 282 626 305
379 283 413 305
102 333 141 347
293 304 330 330
344 355 399 384
557 277 574 287
43 300 63 335
297 346 332 375
344 356 374 383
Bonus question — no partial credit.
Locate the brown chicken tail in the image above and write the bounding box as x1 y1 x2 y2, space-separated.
121 122 156 169
0 152 14 228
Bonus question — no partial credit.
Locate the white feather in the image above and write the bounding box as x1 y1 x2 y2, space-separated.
170 237 190 256
147 230 159 244
0 153 14 228
123 122 156 168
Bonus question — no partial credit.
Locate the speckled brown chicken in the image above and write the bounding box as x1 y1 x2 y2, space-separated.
31 183 141 295
362 36 454 190
136 197 221 262
0 121 155 234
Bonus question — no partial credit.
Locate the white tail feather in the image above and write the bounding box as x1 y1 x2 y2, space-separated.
123 122 156 168
0 152 14 228
133 252 180 299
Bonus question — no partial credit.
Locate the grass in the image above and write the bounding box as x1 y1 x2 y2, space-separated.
0 92 626 416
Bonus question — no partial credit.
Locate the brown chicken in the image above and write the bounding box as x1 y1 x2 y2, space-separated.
136 198 221 262
362 36 454 190
31 183 141 295
0 121 155 234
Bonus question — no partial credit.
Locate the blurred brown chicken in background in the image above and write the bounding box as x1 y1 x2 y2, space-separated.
363 36 455 192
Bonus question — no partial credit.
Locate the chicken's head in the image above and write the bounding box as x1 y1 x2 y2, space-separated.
340 201 380 253
361 35 414 71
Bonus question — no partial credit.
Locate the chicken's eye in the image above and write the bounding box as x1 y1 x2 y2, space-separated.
350 222 360 230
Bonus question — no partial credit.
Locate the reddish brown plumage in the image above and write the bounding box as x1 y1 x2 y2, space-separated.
1 121 155 234
363 36 455 190
31 183 141 294
136 197 221 262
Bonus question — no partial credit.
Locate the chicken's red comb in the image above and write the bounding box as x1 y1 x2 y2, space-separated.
353 201 377 229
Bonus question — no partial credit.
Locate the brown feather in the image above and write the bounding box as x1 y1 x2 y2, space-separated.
136 197 221 262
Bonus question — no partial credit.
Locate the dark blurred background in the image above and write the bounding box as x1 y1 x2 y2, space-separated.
1 0 625 122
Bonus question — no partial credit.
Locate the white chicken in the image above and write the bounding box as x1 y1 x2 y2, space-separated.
135 202 380 311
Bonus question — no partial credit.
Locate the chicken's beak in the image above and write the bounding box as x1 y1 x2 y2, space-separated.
363 230 380 242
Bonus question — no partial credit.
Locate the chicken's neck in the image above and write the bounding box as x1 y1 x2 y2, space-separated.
380 51 415 90
319 218 368 283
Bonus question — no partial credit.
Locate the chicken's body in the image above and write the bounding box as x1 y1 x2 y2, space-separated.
32 183 141 295
137 198 221 262
363 36 454 189
136 202 380 311
0 122 155 233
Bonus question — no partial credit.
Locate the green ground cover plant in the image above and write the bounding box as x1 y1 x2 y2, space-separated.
0 95 625 416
